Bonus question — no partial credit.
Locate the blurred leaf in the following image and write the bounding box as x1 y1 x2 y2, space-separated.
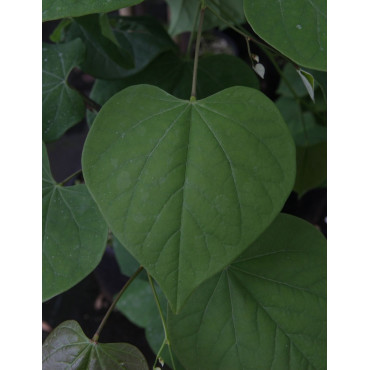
42 0 144 22
87 51 259 125
42 143 108 301
49 18 72 43
244 0 326 70
276 97 326 146
168 213 327 369
297 69 315 102
166 0 245 36
294 143 327 196
42 320 149 369
42 39 85 142
66 15 176 80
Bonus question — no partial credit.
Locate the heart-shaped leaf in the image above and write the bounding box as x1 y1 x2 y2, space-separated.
42 320 149 369
244 0 327 70
43 143 108 301
42 0 144 22
42 39 86 142
82 85 296 312
168 213 327 370
86 51 259 125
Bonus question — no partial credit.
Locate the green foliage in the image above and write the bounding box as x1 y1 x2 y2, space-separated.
168 213 326 369
42 320 149 369
42 2 326 369
82 84 296 312
42 143 108 301
42 0 144 22
244 0 327 70
42 39 86 142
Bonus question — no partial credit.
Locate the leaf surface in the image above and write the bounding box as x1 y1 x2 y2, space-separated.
42 0 144 22
42 39 85 142
43 143 108 301
42 320 149 369
82 85 295 312
168 213 327 370
244 0 327 70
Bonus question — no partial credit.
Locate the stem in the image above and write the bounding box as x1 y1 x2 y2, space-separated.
59 169 82 186
92 266 144 342
147 273 177 370
186 5 201 58
190 5 206 100
71 86 102 113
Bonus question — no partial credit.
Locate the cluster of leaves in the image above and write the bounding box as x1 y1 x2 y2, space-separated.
42 0 326 369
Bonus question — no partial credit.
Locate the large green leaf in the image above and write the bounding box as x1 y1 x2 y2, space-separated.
42 0 144 22
42 39 86 142
67 16 176 80
168 213 326 370
87 51 259 125
42 320 149 369
244 0 327 70
166 0 245 36
294 143 327 196
275 97 326 146
82 85 296 312
43 143 108 301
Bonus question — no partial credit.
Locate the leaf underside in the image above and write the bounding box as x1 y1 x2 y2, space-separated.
42 320 149 370
82 85 296 312
168 213 327 370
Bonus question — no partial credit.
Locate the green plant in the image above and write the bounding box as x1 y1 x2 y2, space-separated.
42 0 326 369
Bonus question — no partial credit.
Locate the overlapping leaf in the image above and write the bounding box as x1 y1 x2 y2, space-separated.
42 39 86 142
166 0 245 36
168 213 327 370
82 85 296 312
244 0 327 70
42 320 148 369
43 143 108 301
87 51 259 125
67 16 176 80
42 0 144 22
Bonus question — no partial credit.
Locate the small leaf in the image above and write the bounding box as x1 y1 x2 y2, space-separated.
49 19 72 43
168 213 326 370
42 0 144 22
244 0 327 70
42 320 149 369
42 143 108 301
82 85 296 312
42 39 85 142
253 63 265 79
297 69 315 102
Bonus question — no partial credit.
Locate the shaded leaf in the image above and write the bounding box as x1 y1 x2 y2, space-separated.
67 15 176 80
42 0 144 22
275 97 326 146
87 51 259 125
42 143 108 301
49 18 72 43
42 39 85 142
82 85 296 312
244 0 327 70
166 0 245 36
168 213 326 370
294 143 327 196
42 320 149 369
